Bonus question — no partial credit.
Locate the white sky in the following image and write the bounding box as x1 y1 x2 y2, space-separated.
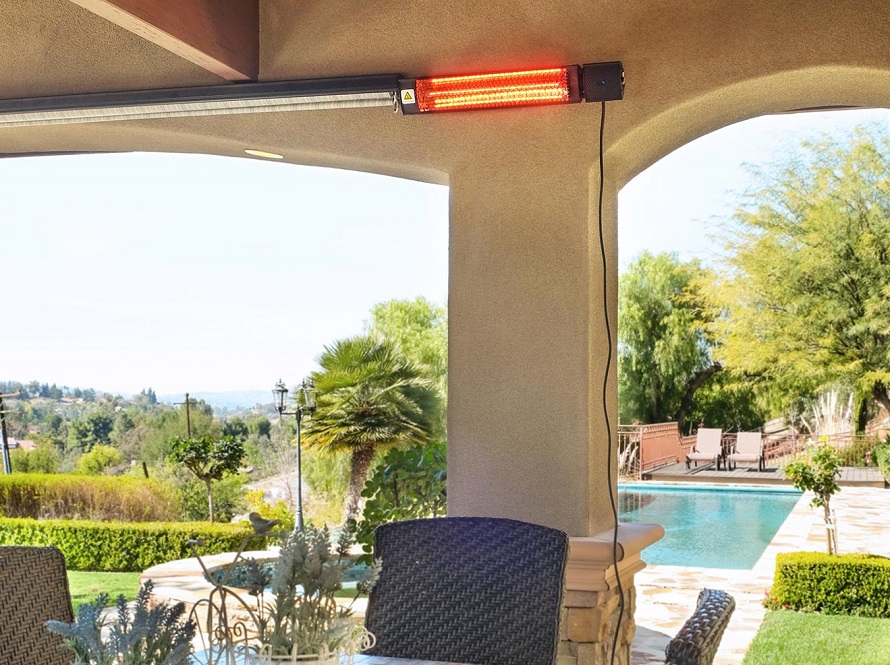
1 107 886 395
0 153 448 395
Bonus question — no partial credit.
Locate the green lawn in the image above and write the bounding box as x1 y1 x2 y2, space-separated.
67 571 142 611
744 610 890 665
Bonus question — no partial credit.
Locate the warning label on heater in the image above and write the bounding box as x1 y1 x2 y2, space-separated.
401 89 416 104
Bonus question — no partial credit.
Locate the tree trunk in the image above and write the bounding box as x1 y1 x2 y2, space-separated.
673 363 722 432
872 382 890 416
344 445 376 524
823 502 834 555
205 478 215 523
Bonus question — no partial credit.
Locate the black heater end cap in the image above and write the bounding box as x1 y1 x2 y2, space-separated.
582 61 624 102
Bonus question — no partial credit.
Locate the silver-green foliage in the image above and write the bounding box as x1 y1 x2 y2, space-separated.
46 580 195 665
242 526 380 656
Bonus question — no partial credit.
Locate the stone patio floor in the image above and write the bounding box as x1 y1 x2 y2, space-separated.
145 484 890 665
629 484 890 665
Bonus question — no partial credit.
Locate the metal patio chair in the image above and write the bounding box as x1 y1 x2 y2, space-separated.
0 546 75 665
363 516 569 665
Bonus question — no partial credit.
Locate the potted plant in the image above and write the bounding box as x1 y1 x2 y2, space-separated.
238 525 380 665
45 580 195 665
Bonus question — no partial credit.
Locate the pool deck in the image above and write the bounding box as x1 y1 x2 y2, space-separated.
645 463 886 487
144 481 890 665
630 484 890 665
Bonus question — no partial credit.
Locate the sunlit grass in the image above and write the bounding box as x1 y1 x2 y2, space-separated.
67 571 142 611
744 611 890 665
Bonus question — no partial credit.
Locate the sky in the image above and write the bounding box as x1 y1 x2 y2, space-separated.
1 107 887 396
0 154 448 395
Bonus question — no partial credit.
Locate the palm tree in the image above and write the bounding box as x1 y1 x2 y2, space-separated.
302 334 441 522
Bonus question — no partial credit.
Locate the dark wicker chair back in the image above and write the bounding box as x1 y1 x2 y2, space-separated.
664 588 736 665
364 516 569 665
0 546 75 665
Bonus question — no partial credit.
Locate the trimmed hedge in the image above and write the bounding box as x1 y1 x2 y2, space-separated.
0 518 258 572
0 474 180 522
771 551 890 617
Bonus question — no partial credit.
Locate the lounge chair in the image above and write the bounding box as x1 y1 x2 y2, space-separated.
727 432 765 471
686 428 724 470
364 516 568 665
0 546 75 665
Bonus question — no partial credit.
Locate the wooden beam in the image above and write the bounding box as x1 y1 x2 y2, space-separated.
70 0 259 81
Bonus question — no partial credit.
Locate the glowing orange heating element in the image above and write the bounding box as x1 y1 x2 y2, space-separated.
415 68 571 112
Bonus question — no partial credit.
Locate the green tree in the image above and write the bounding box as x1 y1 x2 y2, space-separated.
303 334 441 522
367 297 447 385
168 435 244 522
686 372 768 433
66 410 114 452
222 416 249 440
247 415 272 439
368 297 448 437
785 441 842 554
140 406 220 463
713 128 890 418
618 252 721 431
10 440 61 473
76 444 124 474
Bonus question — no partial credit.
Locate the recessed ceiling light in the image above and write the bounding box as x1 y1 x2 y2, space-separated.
244 149 284 159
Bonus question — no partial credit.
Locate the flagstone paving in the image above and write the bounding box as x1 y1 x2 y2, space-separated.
629 484 890 665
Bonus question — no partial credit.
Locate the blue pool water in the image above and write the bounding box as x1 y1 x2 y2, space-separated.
619 484 802 569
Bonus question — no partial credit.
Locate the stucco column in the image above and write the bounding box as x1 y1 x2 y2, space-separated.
446 140 617 538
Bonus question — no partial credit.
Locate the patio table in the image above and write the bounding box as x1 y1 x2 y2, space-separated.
192 652 473 665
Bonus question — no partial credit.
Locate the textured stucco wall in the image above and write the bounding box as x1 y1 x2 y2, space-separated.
0 0 888 535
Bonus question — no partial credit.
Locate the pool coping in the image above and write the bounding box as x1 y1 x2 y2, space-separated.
620 481 803 494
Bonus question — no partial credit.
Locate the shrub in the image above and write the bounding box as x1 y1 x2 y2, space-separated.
0 517 257 571
351 441 447 564
770 551 890 617
245 489 295 532
10 441 61 473
875 440 890 484
76 444 124 475
0 474 180 522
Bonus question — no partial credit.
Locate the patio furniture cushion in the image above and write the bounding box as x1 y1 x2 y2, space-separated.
0 545 75 665
727 432 764 471
364 516 569 665
664 588 736 665
686 428 724 470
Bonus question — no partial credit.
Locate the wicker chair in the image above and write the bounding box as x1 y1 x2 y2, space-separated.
363 516 569 665
664 589 736 665
0 546 75 665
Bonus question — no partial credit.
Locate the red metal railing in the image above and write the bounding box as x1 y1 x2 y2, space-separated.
618 422 689 479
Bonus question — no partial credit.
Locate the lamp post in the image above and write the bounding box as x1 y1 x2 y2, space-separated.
273 378 316 531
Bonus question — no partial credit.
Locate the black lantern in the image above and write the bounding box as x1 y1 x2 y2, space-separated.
272 378 316 531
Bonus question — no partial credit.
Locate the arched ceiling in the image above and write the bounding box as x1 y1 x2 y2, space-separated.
0 0 888 186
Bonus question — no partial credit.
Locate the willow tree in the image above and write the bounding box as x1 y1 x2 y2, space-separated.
618 252 721 431
302 334 440 522
712 127 890 420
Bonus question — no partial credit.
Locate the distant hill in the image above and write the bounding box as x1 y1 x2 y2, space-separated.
158 390 274 411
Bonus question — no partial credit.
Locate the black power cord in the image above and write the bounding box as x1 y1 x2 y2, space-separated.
596 100 625 665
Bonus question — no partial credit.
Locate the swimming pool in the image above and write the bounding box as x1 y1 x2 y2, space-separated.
619 484 802 569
